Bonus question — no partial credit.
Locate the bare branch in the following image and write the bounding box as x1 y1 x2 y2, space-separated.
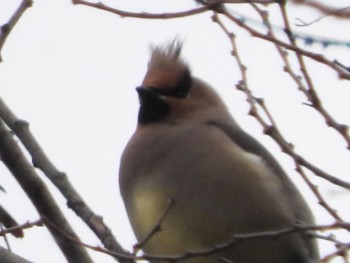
0 119 93 263
47 219 349 262
0 246 33 263
42 217 137 261
214 8 350 80
294 164 344 222
255 98 350 189
221 0 278 3
0 97 134 263
0 204 24 238
139 223 347 262
0 219 43 238
133 198 176 254
72 0 207 19
291 1 350 19
278 3 350 150
0 0 32 62
248 3 350 151
212 13 350 190
246 4 350 220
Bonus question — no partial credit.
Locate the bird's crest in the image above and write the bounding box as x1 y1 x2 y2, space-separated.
142 41 190 92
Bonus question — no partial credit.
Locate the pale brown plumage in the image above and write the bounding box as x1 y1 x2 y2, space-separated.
119 42 319 263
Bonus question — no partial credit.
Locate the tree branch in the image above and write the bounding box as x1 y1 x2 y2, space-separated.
0 219 43 238
0 246 33 263
217 8 350 80
0 119 93 263
291 1 350 19
278 2 350 150
0 0 32 62
0 96 134 263
0 204 24 238
133 198 176 254
72 0 207 19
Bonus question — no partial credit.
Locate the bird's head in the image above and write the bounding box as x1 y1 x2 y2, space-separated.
136 42 229 125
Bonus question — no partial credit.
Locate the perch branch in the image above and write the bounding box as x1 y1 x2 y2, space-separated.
0 96 134 263
0 119 93 263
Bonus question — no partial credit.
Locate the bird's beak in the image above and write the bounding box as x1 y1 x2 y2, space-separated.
135 86 170 123
136 86 159 96
136 86 164 104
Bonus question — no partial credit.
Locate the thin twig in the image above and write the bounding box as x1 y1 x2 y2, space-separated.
218 9 350 80
256 98 350 189
43 216 136 261
14 217 333 263
221 0 278 3
73 0 207 19
250 4 349 221
0 219 43 237
0 0 32 62
140 222 347 262
72 0 279 19
212 13 350 190
310 233 349 262
279 3 350 150
133 198 176 253
320 244 350 263
291 1 350 19
295 164 343 222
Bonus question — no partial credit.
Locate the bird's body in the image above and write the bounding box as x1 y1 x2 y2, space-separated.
119 43 318 263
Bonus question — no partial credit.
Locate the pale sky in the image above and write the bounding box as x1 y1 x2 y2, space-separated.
1 0 350 262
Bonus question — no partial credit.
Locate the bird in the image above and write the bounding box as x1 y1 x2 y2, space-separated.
119 42 319 263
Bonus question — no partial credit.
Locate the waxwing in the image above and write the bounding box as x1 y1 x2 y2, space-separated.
119 42 319 263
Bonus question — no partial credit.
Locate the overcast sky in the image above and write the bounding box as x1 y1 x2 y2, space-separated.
1 0 350 262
